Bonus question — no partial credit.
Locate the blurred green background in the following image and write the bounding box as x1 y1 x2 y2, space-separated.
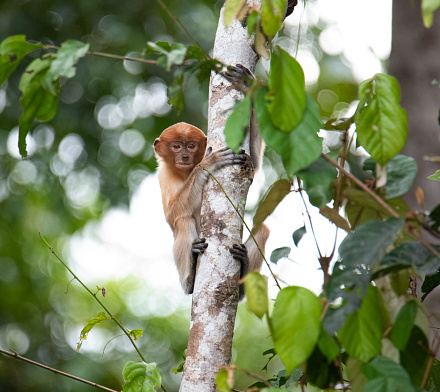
0 0 371 390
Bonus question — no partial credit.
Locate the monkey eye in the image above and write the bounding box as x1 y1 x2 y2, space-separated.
187 143 196 150
172 144 182 151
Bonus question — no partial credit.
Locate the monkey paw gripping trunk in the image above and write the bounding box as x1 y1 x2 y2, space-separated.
179 2 260 391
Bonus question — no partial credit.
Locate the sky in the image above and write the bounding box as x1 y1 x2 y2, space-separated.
67 0 394 309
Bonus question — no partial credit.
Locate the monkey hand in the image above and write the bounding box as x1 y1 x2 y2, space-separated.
201 147 246 172
186 238 208 295
229 243 249 300
224 64 255 91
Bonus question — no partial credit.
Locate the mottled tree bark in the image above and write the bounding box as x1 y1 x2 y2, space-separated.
179 3 260 391
389 0 440 210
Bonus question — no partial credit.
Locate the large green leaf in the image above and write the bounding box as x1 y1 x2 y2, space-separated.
338 285 384 361
255 86 322 174
18 57 59 157
267 46 306 132
252 179 291 235
0 35 43 86
261 0 287 37
270 286 321 373
361 356 415 392
391 300 417 351
43 40 89 95
122 362 162 392
245 271 269 319
297 156 337 208
355 74 408 166
224 94 252 152
380 242 440 276
364 155 418 199
324 218 404 333
345 188 410 228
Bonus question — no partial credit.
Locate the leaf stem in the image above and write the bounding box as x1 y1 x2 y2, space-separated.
0 348 118 392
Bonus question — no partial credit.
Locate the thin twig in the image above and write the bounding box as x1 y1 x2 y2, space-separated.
155 0 211 60
226 364 272 387
0 349 118 392
39 233 147 363
43 45 157 65
322 154 440 258
201 167 282 291
321 153 399 218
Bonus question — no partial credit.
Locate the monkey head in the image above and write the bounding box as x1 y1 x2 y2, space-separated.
154 122 207 172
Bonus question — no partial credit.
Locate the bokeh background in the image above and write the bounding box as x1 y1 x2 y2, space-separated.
1 0 439 391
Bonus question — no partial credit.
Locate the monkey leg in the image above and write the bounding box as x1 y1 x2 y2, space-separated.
229 243 249 300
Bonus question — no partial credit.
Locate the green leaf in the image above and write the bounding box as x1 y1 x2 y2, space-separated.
146 42 188 71
77 312 109 351
384 155 418 199
338 285 384 361
18 57 59 157
252 179 291 235
324 218 404 334
43 40 89 95
355 73 408 166
428 169 440 181
270 247 291 264
364 155 418 199
422 271 440 301
317 327 340 362
247 11 261 36
245 271 269 319
224 95 252 152
422 0 440 27
380 242 440 276
216 368 233 392
267 46 306 132
391 300 417 350
319 206 351 232
129 329 143 341
270 286 321 373
292 225 306 247
261 0 287 37
255 86 322 174
0 35 43 86
224 0 246 26
297 156 337 208
345 188 410 228
307 345 341 389
400 326 430 386
122 361 162 392
361 356 415 392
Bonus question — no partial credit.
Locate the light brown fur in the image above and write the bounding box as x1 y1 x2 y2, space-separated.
154 122 269 295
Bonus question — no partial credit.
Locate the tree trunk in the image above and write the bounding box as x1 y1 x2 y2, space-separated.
389 0 440 211
179 3 260 391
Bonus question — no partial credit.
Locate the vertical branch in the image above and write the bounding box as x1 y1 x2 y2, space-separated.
179 3 260 391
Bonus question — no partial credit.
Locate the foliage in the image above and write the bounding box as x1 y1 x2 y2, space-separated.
1 1 440 392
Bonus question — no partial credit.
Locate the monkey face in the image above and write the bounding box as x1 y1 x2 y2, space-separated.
170 141 201 170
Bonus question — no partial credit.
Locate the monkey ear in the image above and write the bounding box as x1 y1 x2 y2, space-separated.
153 139 160 147
205 146 212 156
